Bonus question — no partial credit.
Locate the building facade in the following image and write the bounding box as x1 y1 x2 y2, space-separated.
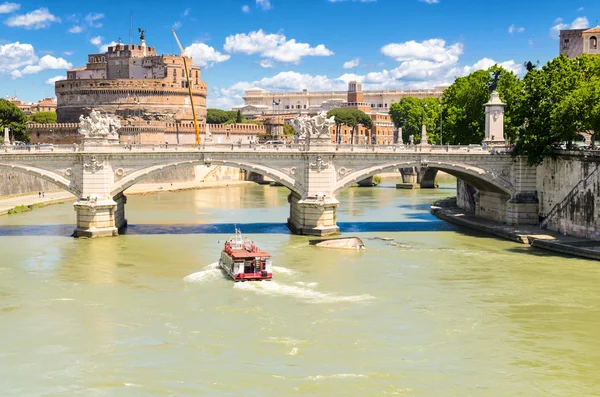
54 35 207 124
9 97 56 115
234 84 445 118
560 26 600 58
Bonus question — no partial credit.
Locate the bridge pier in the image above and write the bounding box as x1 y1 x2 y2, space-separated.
396 167 419 189
72 193 127 238
287 192 340 236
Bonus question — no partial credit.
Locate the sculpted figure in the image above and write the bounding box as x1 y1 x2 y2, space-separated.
488 71 501 92
291 112 335 140
78 110 121 138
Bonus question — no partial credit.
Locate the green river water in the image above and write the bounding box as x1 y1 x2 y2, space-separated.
1 178 599 396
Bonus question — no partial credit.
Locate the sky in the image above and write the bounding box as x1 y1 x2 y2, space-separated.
0 0 598 109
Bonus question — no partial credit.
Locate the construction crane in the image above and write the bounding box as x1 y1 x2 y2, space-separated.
172 30 201 144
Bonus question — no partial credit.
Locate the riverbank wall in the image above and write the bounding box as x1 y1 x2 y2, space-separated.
456 151 600 241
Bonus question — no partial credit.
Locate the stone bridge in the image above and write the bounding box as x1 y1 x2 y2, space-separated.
0 140 537 237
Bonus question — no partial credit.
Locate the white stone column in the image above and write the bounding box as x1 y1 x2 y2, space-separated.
420 124 429 146
484 91 506 145
2 127 10 146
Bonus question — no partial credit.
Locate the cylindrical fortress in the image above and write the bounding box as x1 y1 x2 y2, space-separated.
54 40 207 124
55 78 207 123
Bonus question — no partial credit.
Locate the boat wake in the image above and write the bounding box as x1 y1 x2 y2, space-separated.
234 280 375 304
183 262 225 283
271 265 296 275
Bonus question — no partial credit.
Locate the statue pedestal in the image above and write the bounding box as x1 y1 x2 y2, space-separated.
308 136 335 151
82 136 120 151
484 91 506 146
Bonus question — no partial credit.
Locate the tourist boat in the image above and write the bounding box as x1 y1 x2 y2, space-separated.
309 237 366 250
219 229 273 281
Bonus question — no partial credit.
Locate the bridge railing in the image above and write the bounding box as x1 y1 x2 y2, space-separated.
0 142 512 154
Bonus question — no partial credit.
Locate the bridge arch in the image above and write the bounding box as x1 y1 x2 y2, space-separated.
333 161 514 197
110 159 302 197
0 163 81 197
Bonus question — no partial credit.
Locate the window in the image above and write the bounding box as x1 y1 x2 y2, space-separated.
563 38 570 49
591 36 598 50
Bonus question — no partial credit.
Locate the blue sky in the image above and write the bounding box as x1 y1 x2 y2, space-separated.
0 0 598 108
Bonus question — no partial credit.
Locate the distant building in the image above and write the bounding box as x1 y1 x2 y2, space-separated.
54 33 207 124
560 26 600 58
233 84 445 118
8 97 56 115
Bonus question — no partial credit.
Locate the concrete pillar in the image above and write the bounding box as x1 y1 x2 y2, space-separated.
73 197 119 238
396 167 420 189
419 168 438 189
287 192 339 236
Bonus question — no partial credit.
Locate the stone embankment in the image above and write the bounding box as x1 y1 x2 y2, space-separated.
431 198 600 261
0 179 254 216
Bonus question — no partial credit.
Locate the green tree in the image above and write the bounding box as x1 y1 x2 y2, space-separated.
441 65 522 145
389 97 440 144
28 111 57 124
0 99 28 143
206 108 233 124
235 110 244 123
327 108 354 143
283 123 295 135
514 54 600 164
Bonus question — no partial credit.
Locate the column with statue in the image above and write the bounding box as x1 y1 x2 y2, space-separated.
484 71 506 146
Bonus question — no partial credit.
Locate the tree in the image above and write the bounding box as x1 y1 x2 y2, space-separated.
389 97 440 144
283 123 295 135
327 108 372 144
235 110 244 123
327 108 354 143
206 108 233 124
28 111 57 124
0 99 28 142
514 54 600 164
441 65 522 145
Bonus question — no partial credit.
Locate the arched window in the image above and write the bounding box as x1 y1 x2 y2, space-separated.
591 36 598 50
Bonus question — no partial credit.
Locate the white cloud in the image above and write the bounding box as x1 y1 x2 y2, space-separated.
0 42 72 79
45 75 63 85
381 38 462 65
224 29 333 63
183 8 190 17
84 12 103 28
90 36 102 47
68 25 83 33
343 58 359 69
260 59 274 68
451 58 524 77
172 21 182 29
211 35 520 108
242 5 250 13
571 16 589 29
64 51 73 56
184 42 231 67
578 7 584 11
256 0 271 10
550 16 589 39
4 8 60 29
90 36 117 52
419 0 439 3
0 2 19 14
508 24 525 34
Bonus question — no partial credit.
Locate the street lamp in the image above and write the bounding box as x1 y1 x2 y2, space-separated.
439 97 443 146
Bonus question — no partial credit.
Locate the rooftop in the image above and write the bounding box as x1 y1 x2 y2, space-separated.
584 26 600 34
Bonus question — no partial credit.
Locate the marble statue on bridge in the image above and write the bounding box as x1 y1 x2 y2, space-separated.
291 112 335 141
78 110 121 139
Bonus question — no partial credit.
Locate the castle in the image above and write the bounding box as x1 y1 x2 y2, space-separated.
55 32 206 124
29 32 267 145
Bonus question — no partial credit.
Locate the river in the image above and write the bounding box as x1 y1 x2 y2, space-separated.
1 177 599 396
